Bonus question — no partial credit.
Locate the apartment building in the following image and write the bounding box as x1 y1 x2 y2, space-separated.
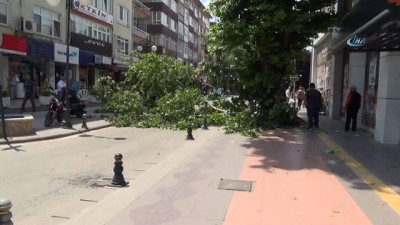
0 0 209 97
140 0 211 66
311 0 400 144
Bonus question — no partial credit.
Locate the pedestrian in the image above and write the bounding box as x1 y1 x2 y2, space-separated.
345 85 362 131
285 86 292 102
296 86 305 110
20 74 36 113
57 75 66 100
304 83 323 130
7 73 19 100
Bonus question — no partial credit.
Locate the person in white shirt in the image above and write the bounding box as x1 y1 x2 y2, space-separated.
285 86 292 102
57 75 66 93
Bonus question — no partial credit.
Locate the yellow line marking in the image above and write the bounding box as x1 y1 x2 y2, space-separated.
318 131 400 215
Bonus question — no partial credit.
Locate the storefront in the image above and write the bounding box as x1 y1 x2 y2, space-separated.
326 0 400 144
70 32 112 89
27 38 54 95
0 33 28 96
54 42 79 87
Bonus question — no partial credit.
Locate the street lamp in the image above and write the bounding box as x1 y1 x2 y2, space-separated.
47 0 90 129
136 45 157 53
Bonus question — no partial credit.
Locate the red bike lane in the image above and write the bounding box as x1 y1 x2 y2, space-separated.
223 128 372 225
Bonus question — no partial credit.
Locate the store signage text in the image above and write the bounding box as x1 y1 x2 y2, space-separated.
84 39 105 47
54 43 79 65
71 32 112 56
72 0 113 25
347 36 367 47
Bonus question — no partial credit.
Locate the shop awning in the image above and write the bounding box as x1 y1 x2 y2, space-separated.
0 33 28 56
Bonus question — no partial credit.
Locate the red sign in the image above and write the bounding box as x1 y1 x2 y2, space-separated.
0 33 28 55
388 0 400 6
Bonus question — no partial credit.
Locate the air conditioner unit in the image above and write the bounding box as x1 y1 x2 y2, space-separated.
20 17 35 33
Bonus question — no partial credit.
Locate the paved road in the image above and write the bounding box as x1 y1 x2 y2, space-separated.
1 109 399 225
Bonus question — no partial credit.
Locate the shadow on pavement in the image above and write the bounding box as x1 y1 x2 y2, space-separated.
78 134 127 141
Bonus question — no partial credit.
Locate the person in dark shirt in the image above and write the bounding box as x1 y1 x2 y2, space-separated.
345 85 362 131
20 74 36 113
304 83 323 130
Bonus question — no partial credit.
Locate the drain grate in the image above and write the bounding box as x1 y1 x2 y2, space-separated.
218 179 253 192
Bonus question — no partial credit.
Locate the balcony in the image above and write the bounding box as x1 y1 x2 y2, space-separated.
133 0 151 18
133 26 148 40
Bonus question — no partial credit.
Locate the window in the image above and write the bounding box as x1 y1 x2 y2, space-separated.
151 34 166 47
71 14 111 42
117 36 129 55
33 6 61 37
152 11 168 27
169 19 176 32
93 0 112 14
0 0 8 25
184 9 189 25
170 0 177 13
169 38 176 51
118 5 129 26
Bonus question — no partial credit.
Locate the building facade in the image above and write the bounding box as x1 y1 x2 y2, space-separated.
311 0 400 144
0 0 210 100
140 0 210 66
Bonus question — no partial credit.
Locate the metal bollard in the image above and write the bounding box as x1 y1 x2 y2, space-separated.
111 153 129 187
203 115 209 130
81 114 88 130
186 123 195 140
0 198 13 225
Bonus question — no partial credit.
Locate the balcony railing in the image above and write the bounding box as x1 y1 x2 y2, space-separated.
133 26 148 39
133 0 151 12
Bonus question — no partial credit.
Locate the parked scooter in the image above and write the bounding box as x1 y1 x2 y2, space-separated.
44 87 64 127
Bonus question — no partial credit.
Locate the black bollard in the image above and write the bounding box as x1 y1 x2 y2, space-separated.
0 198 13 225
186 123 195 140
81 114 88 130
203 115 209 130
111 153 129 187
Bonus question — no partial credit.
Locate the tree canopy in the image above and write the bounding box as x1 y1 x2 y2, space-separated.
205 0 338 127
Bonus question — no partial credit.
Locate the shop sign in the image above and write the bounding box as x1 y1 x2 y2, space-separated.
71 32 112 56
0 33 28 56
102 56 112 65
72 0 113 25
95 55 102 64
54 43 79 65
347 36 367 47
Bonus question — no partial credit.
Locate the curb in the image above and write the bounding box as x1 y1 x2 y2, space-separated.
0 124 112 145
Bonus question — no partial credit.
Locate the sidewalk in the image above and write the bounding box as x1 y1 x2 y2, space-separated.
50 109 400 225
0 99 111 144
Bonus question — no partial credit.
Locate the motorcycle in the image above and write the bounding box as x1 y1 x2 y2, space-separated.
69 96 86 118
44 88 64 127
44 87 87 127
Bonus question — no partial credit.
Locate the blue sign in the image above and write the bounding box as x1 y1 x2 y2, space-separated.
347 36 367 47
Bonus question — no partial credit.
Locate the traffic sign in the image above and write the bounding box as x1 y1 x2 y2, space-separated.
290 75 299 82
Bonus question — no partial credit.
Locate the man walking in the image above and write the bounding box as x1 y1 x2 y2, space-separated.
304 83 323 130
20 74 36 113
345 85 362 131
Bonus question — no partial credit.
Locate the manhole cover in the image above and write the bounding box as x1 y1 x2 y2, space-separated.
218 179 253 192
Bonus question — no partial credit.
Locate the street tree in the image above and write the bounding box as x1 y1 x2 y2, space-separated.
206 0 338 128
